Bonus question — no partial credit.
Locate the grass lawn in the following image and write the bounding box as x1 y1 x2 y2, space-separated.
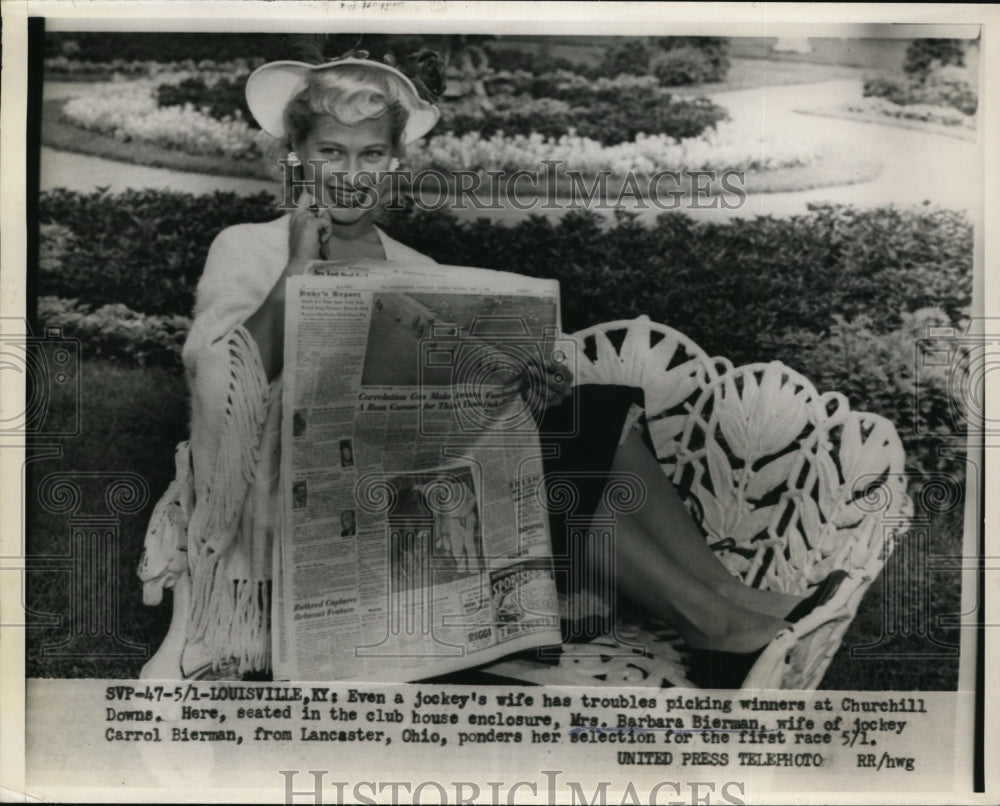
25 359 962 689
821 502 964 690
25 361 188 678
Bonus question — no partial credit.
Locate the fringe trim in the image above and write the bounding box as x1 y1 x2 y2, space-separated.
187 324 272 673
189 552 271 674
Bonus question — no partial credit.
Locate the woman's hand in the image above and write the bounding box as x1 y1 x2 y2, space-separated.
520 359 574 411
288 192 332 268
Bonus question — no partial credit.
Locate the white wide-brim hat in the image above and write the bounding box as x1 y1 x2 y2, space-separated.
245 58 440 144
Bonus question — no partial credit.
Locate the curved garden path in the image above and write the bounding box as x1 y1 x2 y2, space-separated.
40 78 978 222
40 144 274 197
706 80 977 218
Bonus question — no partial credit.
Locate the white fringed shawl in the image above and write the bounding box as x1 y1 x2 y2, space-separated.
141 214 435 675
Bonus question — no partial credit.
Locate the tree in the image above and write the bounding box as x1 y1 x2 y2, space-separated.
902 38 966 82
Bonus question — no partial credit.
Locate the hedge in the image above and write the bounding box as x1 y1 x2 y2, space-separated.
482 38 731 86
38 189 279 316
38 190 972 342
37 190 972 476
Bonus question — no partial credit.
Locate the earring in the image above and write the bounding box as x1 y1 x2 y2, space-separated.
285 150 301 167
389 157 401 172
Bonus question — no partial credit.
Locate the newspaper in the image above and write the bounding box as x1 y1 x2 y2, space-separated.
275 262 567 681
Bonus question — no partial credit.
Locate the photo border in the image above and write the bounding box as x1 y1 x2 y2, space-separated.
2 2 997 803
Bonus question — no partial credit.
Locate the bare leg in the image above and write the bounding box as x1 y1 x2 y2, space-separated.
611 429 802 619
583 509 789 652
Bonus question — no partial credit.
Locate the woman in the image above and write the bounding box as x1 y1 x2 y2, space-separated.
139 52 844 687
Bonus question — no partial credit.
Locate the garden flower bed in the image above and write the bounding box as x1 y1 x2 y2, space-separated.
822 46 980 140
851 96 974 128
47 42 907 199
62 77 259 160
794 96 976 144
408 125 817 175
58 75 820 182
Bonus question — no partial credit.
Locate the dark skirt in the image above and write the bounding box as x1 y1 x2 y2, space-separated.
537 383 653 641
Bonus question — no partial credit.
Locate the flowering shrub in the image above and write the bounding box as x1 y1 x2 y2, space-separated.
38 296 190 368
62 80 259 160
408 122 818 175
863 66 978 116
846 97 974 129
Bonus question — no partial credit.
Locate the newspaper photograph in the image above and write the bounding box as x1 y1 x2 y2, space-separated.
1 2 998 804
277 268 565 681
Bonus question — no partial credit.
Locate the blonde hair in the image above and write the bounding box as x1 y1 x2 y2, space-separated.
284 63 409 154
257 63 410 213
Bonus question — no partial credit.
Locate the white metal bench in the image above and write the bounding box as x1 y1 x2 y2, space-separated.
484 316 912 689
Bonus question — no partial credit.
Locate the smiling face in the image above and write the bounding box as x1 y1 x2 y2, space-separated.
295 114 396 225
